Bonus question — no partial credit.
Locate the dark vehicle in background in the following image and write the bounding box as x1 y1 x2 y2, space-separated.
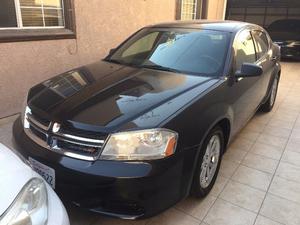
13 21 281 219
267 19 300 59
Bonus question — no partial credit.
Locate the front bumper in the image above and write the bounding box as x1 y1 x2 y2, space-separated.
13 117 193 219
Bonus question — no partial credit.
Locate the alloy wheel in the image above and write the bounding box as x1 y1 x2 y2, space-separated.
200 134 221 188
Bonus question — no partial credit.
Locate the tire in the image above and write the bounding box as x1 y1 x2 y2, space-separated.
260 74 279 112
191 126 224 198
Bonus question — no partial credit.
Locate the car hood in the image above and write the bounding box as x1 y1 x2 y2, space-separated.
0 144 35 216
268 31 300 42
28 61 218 132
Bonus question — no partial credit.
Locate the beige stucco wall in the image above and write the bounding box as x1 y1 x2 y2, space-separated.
0 0 176 118
207 0 227 20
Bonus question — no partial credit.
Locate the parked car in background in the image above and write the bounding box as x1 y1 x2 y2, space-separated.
0 144 69 225
267 19 300 59
13 20 281 219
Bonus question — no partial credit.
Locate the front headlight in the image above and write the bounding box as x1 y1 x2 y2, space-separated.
0 178 48 225
100 129 178 160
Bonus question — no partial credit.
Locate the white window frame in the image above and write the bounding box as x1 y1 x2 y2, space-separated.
0 0 65 30
181 0 198 20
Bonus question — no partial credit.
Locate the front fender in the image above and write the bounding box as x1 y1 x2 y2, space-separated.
162 81 234 197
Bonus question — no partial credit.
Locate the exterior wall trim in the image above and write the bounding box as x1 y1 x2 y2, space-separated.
222 0 228 19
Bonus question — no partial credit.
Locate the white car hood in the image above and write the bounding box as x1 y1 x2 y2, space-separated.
0 143 35 216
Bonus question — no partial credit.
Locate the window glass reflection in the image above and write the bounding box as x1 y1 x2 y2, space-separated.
44 71 88 98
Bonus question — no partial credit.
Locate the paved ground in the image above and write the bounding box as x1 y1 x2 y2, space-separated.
1 62 300 225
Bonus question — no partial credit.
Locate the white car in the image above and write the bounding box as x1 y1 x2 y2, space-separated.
0 143 69 225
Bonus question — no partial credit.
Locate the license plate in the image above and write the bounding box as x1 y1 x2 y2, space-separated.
29 157 55 189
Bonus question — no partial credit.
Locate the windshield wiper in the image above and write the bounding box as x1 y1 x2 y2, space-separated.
105 59 182 73
105 58 141 68
141 64 182 73
104 58 124 65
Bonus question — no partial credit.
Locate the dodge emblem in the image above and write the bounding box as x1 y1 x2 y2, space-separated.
52 122 61 133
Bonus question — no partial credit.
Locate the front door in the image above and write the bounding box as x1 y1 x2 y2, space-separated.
228 29 263 136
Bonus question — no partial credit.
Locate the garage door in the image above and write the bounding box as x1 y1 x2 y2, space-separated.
226 0 300 28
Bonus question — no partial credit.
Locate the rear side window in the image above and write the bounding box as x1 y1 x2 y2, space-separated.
234 30 256 71
252 31 269 59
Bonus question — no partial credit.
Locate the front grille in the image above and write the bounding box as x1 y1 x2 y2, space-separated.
25 110 106 161
57 140 98 155
30 111 51 128
30 124 47 142
51 136 103 158
27 113 50 131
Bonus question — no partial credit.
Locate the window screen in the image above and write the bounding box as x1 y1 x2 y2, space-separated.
122 32 159 58
181 0 198 20
0 0 64 28
20 0 64 27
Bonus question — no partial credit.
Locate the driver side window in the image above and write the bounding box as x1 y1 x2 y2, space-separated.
234 30 256 71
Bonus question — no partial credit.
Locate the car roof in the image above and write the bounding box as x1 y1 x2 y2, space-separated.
148 20 255 33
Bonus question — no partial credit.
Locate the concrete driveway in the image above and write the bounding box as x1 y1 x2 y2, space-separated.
1 62 300 225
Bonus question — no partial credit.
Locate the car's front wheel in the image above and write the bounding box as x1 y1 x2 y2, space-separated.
260 74 279 112
191 126 224 197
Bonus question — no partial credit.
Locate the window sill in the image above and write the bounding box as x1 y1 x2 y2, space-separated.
0 28 76 43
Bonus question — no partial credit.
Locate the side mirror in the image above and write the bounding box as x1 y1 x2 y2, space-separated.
235 63 263 78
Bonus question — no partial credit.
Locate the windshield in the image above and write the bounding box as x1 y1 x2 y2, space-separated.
268 19 300 32
107 28 230 77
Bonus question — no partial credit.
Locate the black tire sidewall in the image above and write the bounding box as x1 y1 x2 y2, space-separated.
191 126 225 198
261 74 279 112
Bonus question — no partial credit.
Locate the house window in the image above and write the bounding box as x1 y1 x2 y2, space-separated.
20 0 64 27
176 0 205 20
1 0 64 29
181 0 198 20
0 0 75 42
